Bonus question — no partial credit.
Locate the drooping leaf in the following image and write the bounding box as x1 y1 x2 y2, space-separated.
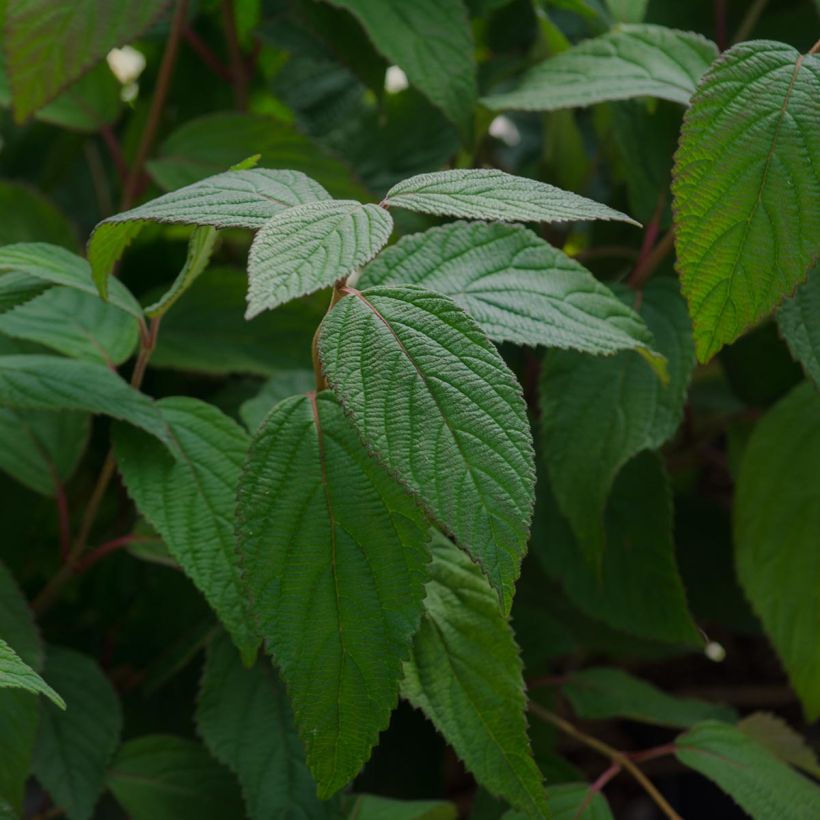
734 382 820 720
0 287 139 365
3 0 168 121
318 285 534 612
400 532 547 817
112 398 257 659
482 25 716 111
738 712 820 778
107 736 245 820
196 633 337 819
32 647 122 820
342 794 457 819
323 0 477 138
777 262 820 387
534 451 700 644
676 721 820 819
0 408 89 496
239 369 315 431
383 169 638 225
539 279 693 560
0 182 78 250
87 169 331 297
561 667 733 728
236 392 430 797
547 783 614 820
0 639 63 707
359 221 664 373
672 40 820 361
245 200 393 318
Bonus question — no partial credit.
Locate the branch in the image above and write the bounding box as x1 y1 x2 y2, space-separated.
221 0 249 109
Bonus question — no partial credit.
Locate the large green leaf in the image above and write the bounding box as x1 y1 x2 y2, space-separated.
777 263 820 387
676 721 820 819
246 200 393 318
318 285 534 612
359 221 664 373
323 0 476 138
401 533 547 817
113 398 256 659
107 736 245 820
0 408 89 496
32 647 122 820
239 369 315 431
0 287 139 365
87 169 331 296
236 392 429 797
547 783 614 820
534 451 700 644
0 183 78 250
196 633 336 819
539 279 693 560
0 638 63 707
738 712 820 778
734 382 820 720
483 25 716 111
383 170 638 225
672 41 820 361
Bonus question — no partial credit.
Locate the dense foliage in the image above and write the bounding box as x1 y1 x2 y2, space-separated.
0 1 818 818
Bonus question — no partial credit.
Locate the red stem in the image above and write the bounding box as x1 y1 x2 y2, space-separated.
100 126 128 183
75 535 160 574
50 469 71 562
183 28 232 82
628 192 666 289
526 674 568 689
714 0 728 51
628 742 677 764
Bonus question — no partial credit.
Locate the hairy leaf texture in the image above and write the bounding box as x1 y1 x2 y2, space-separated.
0 639 63 708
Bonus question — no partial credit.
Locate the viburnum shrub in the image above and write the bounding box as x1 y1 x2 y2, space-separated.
0 1 818 819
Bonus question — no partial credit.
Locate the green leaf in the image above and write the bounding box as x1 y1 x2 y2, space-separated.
196 633 337 819
32 647 122 820
343 794 456 819
147 111 368 201
3 0 167 121
323 0 477 139
0 638 64 707
672 41 820 361
675 721 820 819
239 369 315 431
0 562 43 672
112 398 256 659
0 182 78 250
605 0 648 23
246 200 393 318
562 667 734 728
359 221 664 372
0 408 89 496
0 272 50 315
87 169 331 297
0 287 139 365
547 783 614 820
482 25 716 111
400 532 547 817
734 382 820 720
236 392 430 797
107 736 245 820
318 285 534 612
383 169 638 225
150 267 320 376
738 712 820 778
539 279 693 560
0 244 142 320
777 262 820 387
534 451 700 644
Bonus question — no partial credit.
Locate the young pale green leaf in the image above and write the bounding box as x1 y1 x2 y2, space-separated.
0 356 168 445
777 262 820 387
562 667 733 728
343 794 456 819
383 169 638 226
401 532 547 817
0 409 89 496
0 287 139 366
0 639 64 708
323 0 476 138
735 382 820 720
482 25 716 111
676 721 820 819
0 243 142 320
534 451 700 644
672 41 820 362
236 392 430 797
112 398 257 659
107 736 245 820
246 200 393 318
196 633 337 819
359 221 665 373
3 0 167 121
33 647 122 820
539 279 693 561
319 285 534 612
547 783 614 820
239 369 315 432
87 169 331 296
738 712 820 778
